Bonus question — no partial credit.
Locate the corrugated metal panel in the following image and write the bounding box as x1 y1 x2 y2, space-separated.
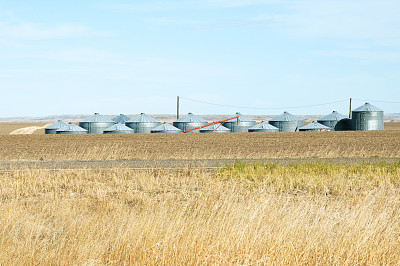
56 123 87 134
299 121 330 131
45 120 68 134
79 113 116 134
173 113 208 133
199 124 230 133
103 123 135 134
125 113 160 133
269 112 304 132
248 121 279 132
353 102 383 112
112 114 131 124
223 112 256 132
352 103 384 131
151 123 181 133
317 111 348 131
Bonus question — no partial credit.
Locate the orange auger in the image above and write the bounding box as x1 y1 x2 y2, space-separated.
181 116 240 133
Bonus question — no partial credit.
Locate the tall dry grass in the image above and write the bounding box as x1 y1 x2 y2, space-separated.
1 162 400 264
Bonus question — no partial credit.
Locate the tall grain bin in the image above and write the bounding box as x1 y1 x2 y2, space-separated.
103 123 135 134
125 113 160 133
151 123 181 133
45 120 68 134
199 124 230 133
299 121 330 131
352 103 384 131
79 113 116 134
248 121 279 132
56 123 87 134
223 112 256 132
317 111 348 131
269 112 304 132
112 114 131 124
173 113 208 133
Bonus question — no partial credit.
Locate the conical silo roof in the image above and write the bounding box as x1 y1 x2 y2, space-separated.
151 123 181 132
200 123 230 132
45 120 68 130
112 114 131 124
104 123 135 132
225 112 255 122
174 113 207 123
249 121 278 130
56 123 87 132
270 111 300 122
353 102 383 112
299 121 330 130
126 113 160 123
318 111 347 121
80 113 115 123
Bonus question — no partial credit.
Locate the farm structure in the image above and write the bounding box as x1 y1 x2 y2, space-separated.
43 102 385 134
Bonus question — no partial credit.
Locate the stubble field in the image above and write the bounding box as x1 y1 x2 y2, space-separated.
0 122 400 264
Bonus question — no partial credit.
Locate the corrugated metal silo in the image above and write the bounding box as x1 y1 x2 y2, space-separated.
199 124 230 133
352 102 384 131
223 112 256 132
112 114 131 124
79 113 116 134
269 112 304 132
125 113 160 133
248 121 279 132
45 120 68 134
56 123 88 134
173 113 208 133
103 123 135 134
299 121 330 131
317 111 348 131
151 123 181 133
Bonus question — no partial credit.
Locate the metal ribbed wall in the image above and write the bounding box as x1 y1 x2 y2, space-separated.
56 123 88 134
317 111 347 131
173 113 208 133
45 120 68 134
103 123 135 134
151 123 181 133
223 112 256 132
269 112 304 132
248 121 279 132
125 113 160 133
352 103 384 131
199 124 230 133
79 113 116 134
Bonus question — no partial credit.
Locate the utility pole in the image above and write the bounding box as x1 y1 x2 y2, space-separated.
177 96 180 120
349 98 352 118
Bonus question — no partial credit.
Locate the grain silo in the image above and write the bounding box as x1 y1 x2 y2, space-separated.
317 111 348 131
299 121 331 131
112 114 131 124
199 124 230 133
151 123 181 133
173 113 208 133
352 103 384 131
56 123 87 134
103 123 135 134
269 112 304 132
125 113 160 133
223 112 256 132
248 121 279 132
79 113 116 134
45 120 68 134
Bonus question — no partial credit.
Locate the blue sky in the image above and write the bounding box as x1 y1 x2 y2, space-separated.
0 0 399 117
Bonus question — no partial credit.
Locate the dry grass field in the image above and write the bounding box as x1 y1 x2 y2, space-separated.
1 163 400 264
1 122 400 264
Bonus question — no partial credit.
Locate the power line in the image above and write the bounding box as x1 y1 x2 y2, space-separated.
179 97 349 110
352 98 400 104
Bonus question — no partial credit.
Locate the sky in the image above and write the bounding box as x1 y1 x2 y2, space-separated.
0 0 399 117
